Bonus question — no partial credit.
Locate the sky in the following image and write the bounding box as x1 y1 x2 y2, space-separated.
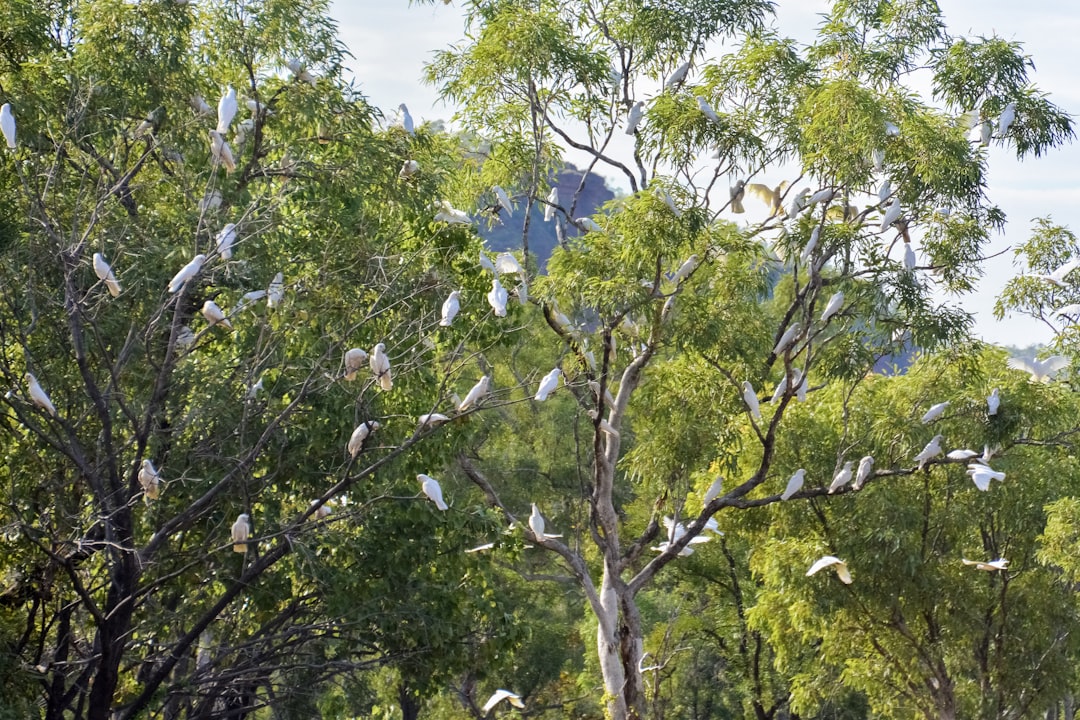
329 0 1080 348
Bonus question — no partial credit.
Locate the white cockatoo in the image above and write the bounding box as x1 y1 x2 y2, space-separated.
880 199 902 231
434 200 471 225
987 388 1000 416
786 188 810 218
853 455 874 491
245 377 263 400
962 557 1009 572
92 253 121 297
198 190 223 213
656 516 711 557
672 254 699 284
820 291 843 323
807 555 852 584
703 476 723 505
168 254 206 293
1007 355 1069 382
574 217 602 233
807 188 835 207
487 278 508 317
343 348 368 381
419 474 448 510
914 435 943 469
440 291 461 327
624 100 644 135
267 272 284 308
0 103 15 149
885 120 901 136
588 409 618 437
217 86 238 134
529 503 561 542
347 420 379 457
231 513 251 553
478 250 496 274
729 179 746 213
997 102 1017 136
25 373 57 416
1031 258 1080 288
921 401 949 424
370 343 392 391
310 499 333 520
215 223 237 260
696 96 721 124
234 290 267 313
190 94 213 115
544 186 558 222
828 461 854 494
664 60 691 91
398 103 414 134
967 463 1005 492
1055 303 1080 320
872 148 885 171
877 179 892 204
494 252 524 276
773 323 801 356
492 185 513 216
458 375 490 411
782 469 805 500
534 368 561 401
588 379 615 409
399 159 419 178
481 689 525 713
209 130 236 173
286 58 318 86
904 243 917 272
139 459 162 500
800 226 820 265
746 181 787 217
947 448 979 461
418 413 451 429
741 381 761 421
201 300 233 330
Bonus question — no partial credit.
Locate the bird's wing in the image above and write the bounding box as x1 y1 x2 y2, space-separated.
1042 355 1070 374
1006 357 1036 375
806 555 840 577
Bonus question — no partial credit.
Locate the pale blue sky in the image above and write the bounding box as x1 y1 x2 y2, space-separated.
329 0 1080 347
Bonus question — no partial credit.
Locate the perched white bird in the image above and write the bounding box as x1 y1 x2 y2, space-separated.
773 323 801 356
92 252 121 297
982 444 999 464
703 476 723 505
696 96 721 125
997 102 1017 136
310 499 333 520
588 379 616 409
1007 355 1069 382
0 103 15 149
493 185 513 216
871 148 885 172
440 291 461 327
962 557 1009 572
343 348 368 381
285 58 318 86
481 689 525 713
853 455 874 491
921 401 949 424
190 95 213 115
419 474 448 510
903 243 917 272
781 469 805 500
535 368 561 401
399 159 419 179
234 290 266 312
656 516 711 556
967 463 1005 492
947 449 979 461
25 373 56 416
820 291 843 324
529 503 561 541
217 87 238 134
884 121 900 136
978 120 993 145
347 420 379 457
914 435 943 470
209 130 236 173
215 223 237 260
267 272 284 308
1054 303 1080 320
418 413 451 429
794 370 808 402
1031 258 1080 288
624 101 644 135
201 300 233 330
231 513 250 553
495 252 524 275
786 188 810 218
168 254 206 293
434 200 471 225
574 217 602 233
370 343 392 391
807 188 835 207
770 373 790 404
487 278 509 317
800 226 820 265
139 459 162 500
877 179 892 204
671 254 699 284
880 199 902 231
664 60 691 91
987 388 1000 416
458 375 490 411
245 377 263 400
476 251 496 275
198 189 223 213
398 103 414 134
741 380 761 421
807 555 852 584
544 186 558 222
729 180 746 213
828 461 854 494
588 409 618 436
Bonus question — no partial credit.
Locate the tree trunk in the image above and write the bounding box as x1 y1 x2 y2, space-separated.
596 574 629 720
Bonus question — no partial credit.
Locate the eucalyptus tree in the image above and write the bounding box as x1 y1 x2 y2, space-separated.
0 1 526 718
418 0 1074 718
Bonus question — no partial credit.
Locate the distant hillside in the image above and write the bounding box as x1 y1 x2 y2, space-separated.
479 165 616 271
